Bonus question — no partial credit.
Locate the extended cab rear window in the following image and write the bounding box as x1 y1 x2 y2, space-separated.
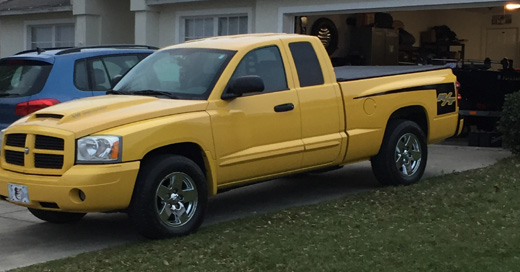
289 42 324 87
0 59 52 98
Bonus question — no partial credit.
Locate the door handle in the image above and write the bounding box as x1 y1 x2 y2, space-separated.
274 103 294 112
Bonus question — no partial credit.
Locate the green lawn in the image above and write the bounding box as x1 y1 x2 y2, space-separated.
11 156 520 272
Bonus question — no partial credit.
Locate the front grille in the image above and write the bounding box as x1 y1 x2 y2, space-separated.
34 154 64 169
3 133 66 172
35 135 64 150
5 150 24 166
6 134 26 147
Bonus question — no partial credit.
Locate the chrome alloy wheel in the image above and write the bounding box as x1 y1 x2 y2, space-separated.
395 132 422 177
155 172 198 227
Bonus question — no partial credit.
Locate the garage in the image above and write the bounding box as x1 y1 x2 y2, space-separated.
283 4 519 68
279 2 520 145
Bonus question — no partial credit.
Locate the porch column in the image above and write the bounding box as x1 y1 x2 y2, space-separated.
131 0 159 47
72 0 102 46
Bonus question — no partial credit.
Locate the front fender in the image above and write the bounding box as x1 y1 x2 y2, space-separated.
98 111 215 163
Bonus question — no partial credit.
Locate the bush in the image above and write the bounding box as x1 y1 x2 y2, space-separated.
499 91 520 154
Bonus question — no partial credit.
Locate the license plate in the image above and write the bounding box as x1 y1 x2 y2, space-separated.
8 184 30 204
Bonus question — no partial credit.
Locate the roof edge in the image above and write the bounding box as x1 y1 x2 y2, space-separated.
146 0 207 6
0 5 72 16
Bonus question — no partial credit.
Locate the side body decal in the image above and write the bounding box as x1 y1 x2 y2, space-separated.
354 83 456 115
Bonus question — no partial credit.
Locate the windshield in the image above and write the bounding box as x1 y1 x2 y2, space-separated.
0 60 52 98
113 48 236 100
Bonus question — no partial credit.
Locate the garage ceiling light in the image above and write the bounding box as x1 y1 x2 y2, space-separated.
505 3 520 10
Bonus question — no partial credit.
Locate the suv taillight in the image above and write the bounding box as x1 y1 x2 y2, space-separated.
15 99 60 116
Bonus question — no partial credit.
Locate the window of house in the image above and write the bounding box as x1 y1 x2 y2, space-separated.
184 15 248 41
29 24 75 49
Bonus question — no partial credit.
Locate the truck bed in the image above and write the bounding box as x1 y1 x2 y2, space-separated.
335 65 450 81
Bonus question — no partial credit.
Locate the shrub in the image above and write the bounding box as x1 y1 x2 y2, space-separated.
499 91 520 154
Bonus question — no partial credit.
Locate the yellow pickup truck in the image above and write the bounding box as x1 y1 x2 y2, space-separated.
0 34 462 239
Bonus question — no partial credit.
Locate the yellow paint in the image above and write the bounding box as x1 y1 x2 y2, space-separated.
0 34 460 213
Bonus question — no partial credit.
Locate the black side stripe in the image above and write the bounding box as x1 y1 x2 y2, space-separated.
354 82 457 115
353 83 453 99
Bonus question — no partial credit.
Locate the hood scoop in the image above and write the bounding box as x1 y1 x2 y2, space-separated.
35 113 64 119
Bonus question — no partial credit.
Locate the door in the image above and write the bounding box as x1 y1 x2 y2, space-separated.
284 40 345 168
209 44 303 185
485 28 518 68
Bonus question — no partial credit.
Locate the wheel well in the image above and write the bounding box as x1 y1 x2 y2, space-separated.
142 143 207 177
388 106 428 137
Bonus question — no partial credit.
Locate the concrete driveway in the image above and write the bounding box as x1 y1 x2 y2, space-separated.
0 144 512 271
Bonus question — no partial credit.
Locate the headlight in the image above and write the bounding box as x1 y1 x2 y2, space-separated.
76 135 121 163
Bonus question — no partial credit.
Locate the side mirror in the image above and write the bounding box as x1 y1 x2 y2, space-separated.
222 75 264 100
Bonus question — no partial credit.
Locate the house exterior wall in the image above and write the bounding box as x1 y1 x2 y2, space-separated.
149 0 255 47
0 12 73 57
73 0 134 46
136 0 515 64
0 0 134 57
0 0 516 64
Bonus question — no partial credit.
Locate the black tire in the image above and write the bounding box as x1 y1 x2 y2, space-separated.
128 154 207 239
28 208 86 223
371 120 427 186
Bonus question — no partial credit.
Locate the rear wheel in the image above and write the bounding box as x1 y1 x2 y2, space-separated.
371 120 427 186
28 208 86 223
128 154 207 239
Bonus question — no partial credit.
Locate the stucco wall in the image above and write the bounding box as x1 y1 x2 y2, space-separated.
73 0 134 46
0 0 516 64
147 0 516 65
152 0 255 47
0 12 73 57
97 0 135 45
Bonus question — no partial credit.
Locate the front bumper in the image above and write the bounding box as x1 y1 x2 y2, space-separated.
0 161 140 213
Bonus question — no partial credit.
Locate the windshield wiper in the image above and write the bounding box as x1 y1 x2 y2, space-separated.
106 90 132 95
128 90 180 99
106 89 179 99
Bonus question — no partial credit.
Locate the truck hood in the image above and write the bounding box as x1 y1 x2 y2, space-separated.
12 95 208 137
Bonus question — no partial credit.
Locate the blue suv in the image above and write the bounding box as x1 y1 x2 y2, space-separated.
0 45 156 131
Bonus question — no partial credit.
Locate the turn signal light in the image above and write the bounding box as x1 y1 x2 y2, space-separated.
15 99 60 116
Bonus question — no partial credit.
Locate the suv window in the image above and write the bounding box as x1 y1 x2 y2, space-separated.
0 60 52 97
74 54 145 92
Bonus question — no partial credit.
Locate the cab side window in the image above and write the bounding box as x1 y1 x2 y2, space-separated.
289 42 324 87
230 46 288 93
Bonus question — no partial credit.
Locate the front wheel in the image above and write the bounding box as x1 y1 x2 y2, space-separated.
28 208 86 223
128 155 207 239
371 120 427 186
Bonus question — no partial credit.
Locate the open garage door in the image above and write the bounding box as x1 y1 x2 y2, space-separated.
284 3 520 145
286 5 519 69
